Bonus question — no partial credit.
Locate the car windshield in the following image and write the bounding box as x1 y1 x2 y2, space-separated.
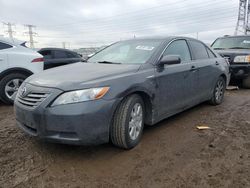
212 36 250 49
88 40 162 64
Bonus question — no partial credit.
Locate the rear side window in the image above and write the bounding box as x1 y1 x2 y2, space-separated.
189 40 209 60
54 50 68 58
206 48 216 58
0 42 12 50
163 40 191 62
40 50 52 59
67 52 78 58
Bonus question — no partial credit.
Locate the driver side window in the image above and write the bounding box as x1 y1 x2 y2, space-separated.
163 40 191 62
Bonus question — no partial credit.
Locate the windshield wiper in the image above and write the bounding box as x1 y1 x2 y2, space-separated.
228 47 250 49
97 61 121 64
213 47 225 50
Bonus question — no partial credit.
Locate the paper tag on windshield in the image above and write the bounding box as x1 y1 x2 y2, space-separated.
136 46 155 51
242 40 250 44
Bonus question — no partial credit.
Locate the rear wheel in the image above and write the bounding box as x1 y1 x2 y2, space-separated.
209 76 226 105
0 73 26 104
242 76 250 89
110 94 144 149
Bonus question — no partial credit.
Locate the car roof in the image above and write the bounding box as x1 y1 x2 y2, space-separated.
0 36 25 46
38 47 77 53
121 36 201 42
217 35 250 39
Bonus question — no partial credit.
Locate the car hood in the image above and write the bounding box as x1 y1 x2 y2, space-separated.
215 49 250 64
215 49 250 55
25 62 141 90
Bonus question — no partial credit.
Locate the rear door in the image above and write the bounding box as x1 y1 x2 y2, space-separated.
155 39 197 117
0 42 12 73
188 40 217 101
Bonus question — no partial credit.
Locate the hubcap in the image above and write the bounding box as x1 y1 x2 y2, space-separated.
215 80 224 102
129 103 143 140
5 78 24 101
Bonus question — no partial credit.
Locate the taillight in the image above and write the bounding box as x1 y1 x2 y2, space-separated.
32 57 44 63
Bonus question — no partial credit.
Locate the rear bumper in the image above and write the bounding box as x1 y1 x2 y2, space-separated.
14 98 120 145
230 64 250 79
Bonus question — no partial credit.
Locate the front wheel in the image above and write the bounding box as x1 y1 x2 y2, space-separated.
242 76 250 89
209 76 226 105
0 73 26 104
110 94 145 149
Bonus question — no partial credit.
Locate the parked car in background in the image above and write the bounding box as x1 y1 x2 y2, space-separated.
15 37 230 149
211 35 250 88
38 48 83 69
0 37 44 104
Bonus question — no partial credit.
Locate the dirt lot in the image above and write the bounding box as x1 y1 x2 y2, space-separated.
0 90 250 188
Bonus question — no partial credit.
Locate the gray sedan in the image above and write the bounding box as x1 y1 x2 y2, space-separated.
14 37 230 149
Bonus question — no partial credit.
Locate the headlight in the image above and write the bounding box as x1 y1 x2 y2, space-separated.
234 55 250 63
51 87 110 106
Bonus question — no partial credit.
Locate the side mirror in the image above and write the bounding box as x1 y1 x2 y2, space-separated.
159 55 181 66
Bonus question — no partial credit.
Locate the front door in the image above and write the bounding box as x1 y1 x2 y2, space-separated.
155 39 198 117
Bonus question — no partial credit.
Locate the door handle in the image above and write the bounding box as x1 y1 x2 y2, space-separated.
215 61 219 65
190 65 197 71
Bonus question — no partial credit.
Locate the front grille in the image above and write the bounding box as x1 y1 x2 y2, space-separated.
17 92 49 108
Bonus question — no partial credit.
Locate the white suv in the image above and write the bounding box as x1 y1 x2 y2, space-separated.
0 37 44 104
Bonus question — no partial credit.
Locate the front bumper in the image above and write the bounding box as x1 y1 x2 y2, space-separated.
14 84 120 145
230 64 250 79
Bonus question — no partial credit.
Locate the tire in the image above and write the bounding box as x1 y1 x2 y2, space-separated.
242 76 250 89
0 73 27 104
110 94 145 149
209 76 226 105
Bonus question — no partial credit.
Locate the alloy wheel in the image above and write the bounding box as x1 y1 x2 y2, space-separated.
215 79 224 102
128 103 143 140
4 78 24 100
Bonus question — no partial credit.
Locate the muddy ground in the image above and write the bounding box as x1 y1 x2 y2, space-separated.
0 90 250 188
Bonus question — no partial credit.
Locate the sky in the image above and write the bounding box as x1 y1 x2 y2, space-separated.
0 0 238 49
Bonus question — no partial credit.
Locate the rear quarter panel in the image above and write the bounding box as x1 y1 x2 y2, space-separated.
7 46 44 74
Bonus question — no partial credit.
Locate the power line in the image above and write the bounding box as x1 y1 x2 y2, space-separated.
46 7 237 35
41 0 235 29
41 0 236 30
1 0 237 40
36 13 236 38
1 0 238 48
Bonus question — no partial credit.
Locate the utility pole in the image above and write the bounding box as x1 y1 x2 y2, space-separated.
196 32 199 39
3 22 15 39
62 42 70 49
62 42 66 49
24 24 36 48
235 0 250 35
